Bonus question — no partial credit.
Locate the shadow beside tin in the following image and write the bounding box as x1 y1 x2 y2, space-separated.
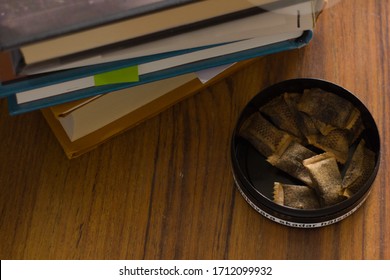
230 78 380 228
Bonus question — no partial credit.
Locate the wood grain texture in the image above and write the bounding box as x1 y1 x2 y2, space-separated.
0 0 389 259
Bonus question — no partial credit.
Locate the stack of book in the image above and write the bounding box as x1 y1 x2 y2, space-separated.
0 0 323 158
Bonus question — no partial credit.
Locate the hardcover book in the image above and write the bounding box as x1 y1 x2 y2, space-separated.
3 0 317 114
7 30 314 115
41 59 256 159
1 0 292 64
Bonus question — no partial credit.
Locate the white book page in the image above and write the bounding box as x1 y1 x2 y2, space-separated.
59 73 198 141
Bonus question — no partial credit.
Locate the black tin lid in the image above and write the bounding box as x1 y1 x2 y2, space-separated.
231 78 381 227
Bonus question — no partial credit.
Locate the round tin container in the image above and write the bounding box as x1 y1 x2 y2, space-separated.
231 78 380 228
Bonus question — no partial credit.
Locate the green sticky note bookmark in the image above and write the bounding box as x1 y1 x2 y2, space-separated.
94 65 139 86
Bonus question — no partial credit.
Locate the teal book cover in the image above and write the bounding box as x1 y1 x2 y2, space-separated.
7 31 313 115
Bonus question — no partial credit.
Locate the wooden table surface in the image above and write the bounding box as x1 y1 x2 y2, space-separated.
1 0 389 260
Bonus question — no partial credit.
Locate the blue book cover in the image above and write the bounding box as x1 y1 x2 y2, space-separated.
7 31 313 115
0 43 223 97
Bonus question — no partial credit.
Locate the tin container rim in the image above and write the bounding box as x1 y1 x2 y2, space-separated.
230 78 381 224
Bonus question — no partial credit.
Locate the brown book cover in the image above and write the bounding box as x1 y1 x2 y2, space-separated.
41 58 257 159
0 51 17 82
